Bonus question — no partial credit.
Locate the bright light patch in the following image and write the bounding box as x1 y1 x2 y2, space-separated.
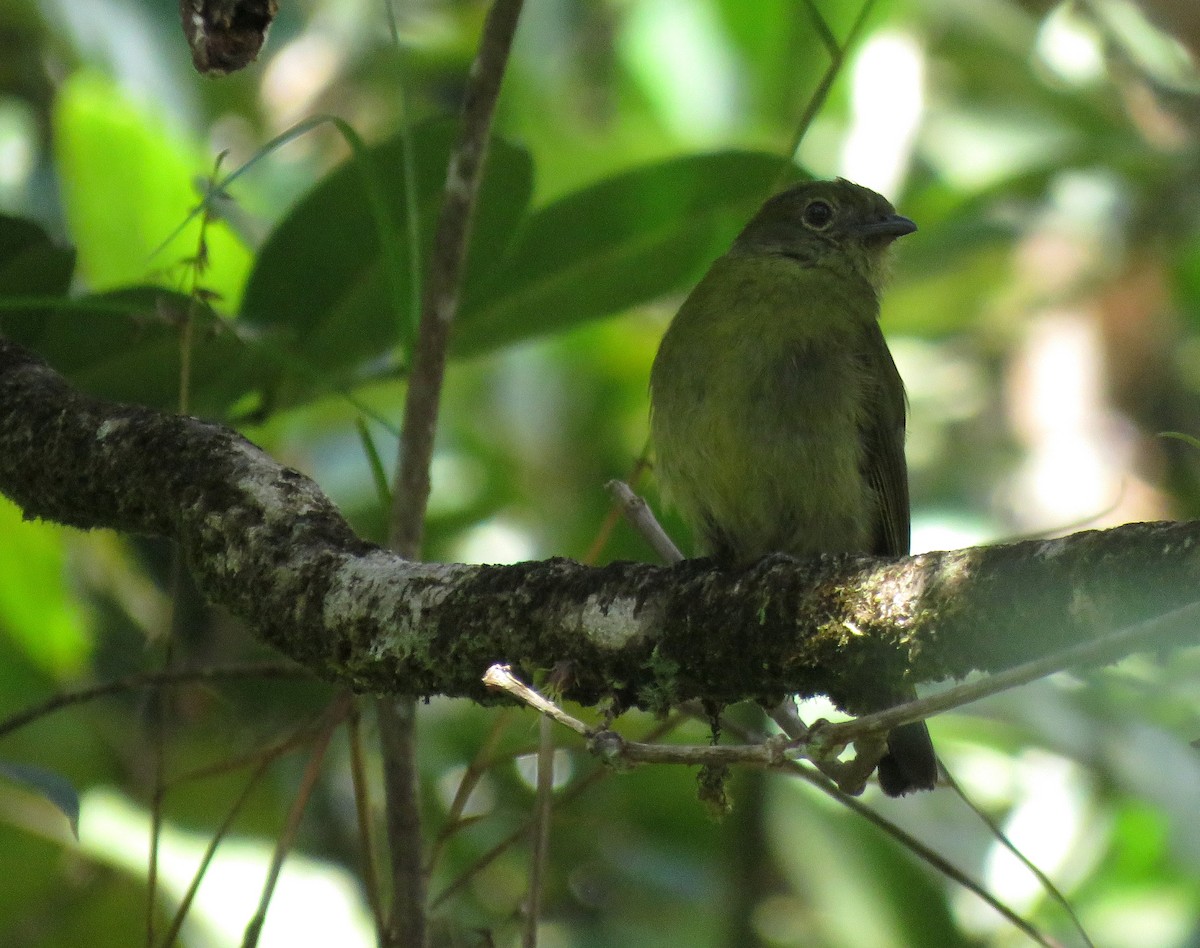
436 764 496 818
1036 3 1106 85
0 99 36 191
620 0 740 141
453 517 538 565
840 32 925 196
921 111 1070 190
910 513 996 556
955 751 1090 932
514 750 574 791
78 788 374 947
1009 312 1129 527
261 35 342 132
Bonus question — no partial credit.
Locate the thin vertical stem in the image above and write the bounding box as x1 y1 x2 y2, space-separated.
388 0 526 556
376 3 526 946
523 714 555 947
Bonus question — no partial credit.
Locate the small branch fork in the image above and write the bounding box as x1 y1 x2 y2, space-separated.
486 589 1200 794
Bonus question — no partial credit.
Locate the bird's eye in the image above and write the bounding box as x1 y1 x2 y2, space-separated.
802 200 834 230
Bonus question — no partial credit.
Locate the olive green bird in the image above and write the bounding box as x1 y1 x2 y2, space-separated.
649 178 936 796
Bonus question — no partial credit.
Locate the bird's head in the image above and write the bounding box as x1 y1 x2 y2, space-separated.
732 178 916 291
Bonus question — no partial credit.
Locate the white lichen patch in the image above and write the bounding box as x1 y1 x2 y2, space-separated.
857 561 929 628
95 418 131 441
578 593 644 651
1034 536 1071 560
324 552 462 662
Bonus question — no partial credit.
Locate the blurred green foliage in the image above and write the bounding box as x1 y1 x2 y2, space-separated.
0 0 1199 945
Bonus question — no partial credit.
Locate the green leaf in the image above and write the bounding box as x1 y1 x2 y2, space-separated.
0 760 80 837
240 118 534 407
0 499 89 677
0 288 254 416
0 215 75 304
453 151 796 357
52 70 251 308
0 214 76 352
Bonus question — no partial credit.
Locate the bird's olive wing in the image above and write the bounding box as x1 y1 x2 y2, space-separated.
859 322 910 557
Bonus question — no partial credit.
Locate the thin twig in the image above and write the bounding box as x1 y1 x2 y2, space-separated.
430 715 685 910
485 594 1200 781
159 757 275 948
388 0 526 555
810 599 1200 751
484 665 789 768
426 708 516 875
941 768 1094 948
483 666 591 737
524 714 555 948
715 714 1063 948
584 454 651 563
347 700 388 943
0 663 308 743
166 711 334 788
781 0 879 172
241 694 349 947
376 697 427 948
606 480 683 565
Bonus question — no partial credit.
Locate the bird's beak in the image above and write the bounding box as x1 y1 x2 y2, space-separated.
852 214 917 239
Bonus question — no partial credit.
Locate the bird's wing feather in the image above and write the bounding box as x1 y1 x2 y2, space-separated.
858 320 910 557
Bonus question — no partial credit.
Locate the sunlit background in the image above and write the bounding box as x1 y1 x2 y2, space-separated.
1 0 1199 945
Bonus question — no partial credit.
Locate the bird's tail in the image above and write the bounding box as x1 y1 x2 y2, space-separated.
877 718 938 797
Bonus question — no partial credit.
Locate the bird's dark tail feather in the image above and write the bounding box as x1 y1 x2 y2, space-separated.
877 720 938 797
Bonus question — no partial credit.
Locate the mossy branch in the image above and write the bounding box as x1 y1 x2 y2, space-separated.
1 338 1197 717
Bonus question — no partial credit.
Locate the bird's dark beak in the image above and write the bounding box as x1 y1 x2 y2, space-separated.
852 214 917 239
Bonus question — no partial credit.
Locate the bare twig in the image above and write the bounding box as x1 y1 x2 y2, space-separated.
782 0 879 168
0 663 307 743
167 710 335 788
430 715 686 910
484 665 788 768
483 666 590 736
426 708 516 874
524 714 554 948
160 754 277 948
347 700 387 944
584 455 650 563
486 591 1200 789
158 703 342 948
388 0 526 556
242 694 348 947
809 598 1200 752
375 698 427 948
606 480 684 565
941 768 1094 948
716 714 1063 948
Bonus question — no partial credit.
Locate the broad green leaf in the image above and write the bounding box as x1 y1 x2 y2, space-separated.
240 119 533 407
52 71 251 309
0 215 75 303
2 287 255 416
453 151 796 356
0 214 76 347
0 759 81 837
